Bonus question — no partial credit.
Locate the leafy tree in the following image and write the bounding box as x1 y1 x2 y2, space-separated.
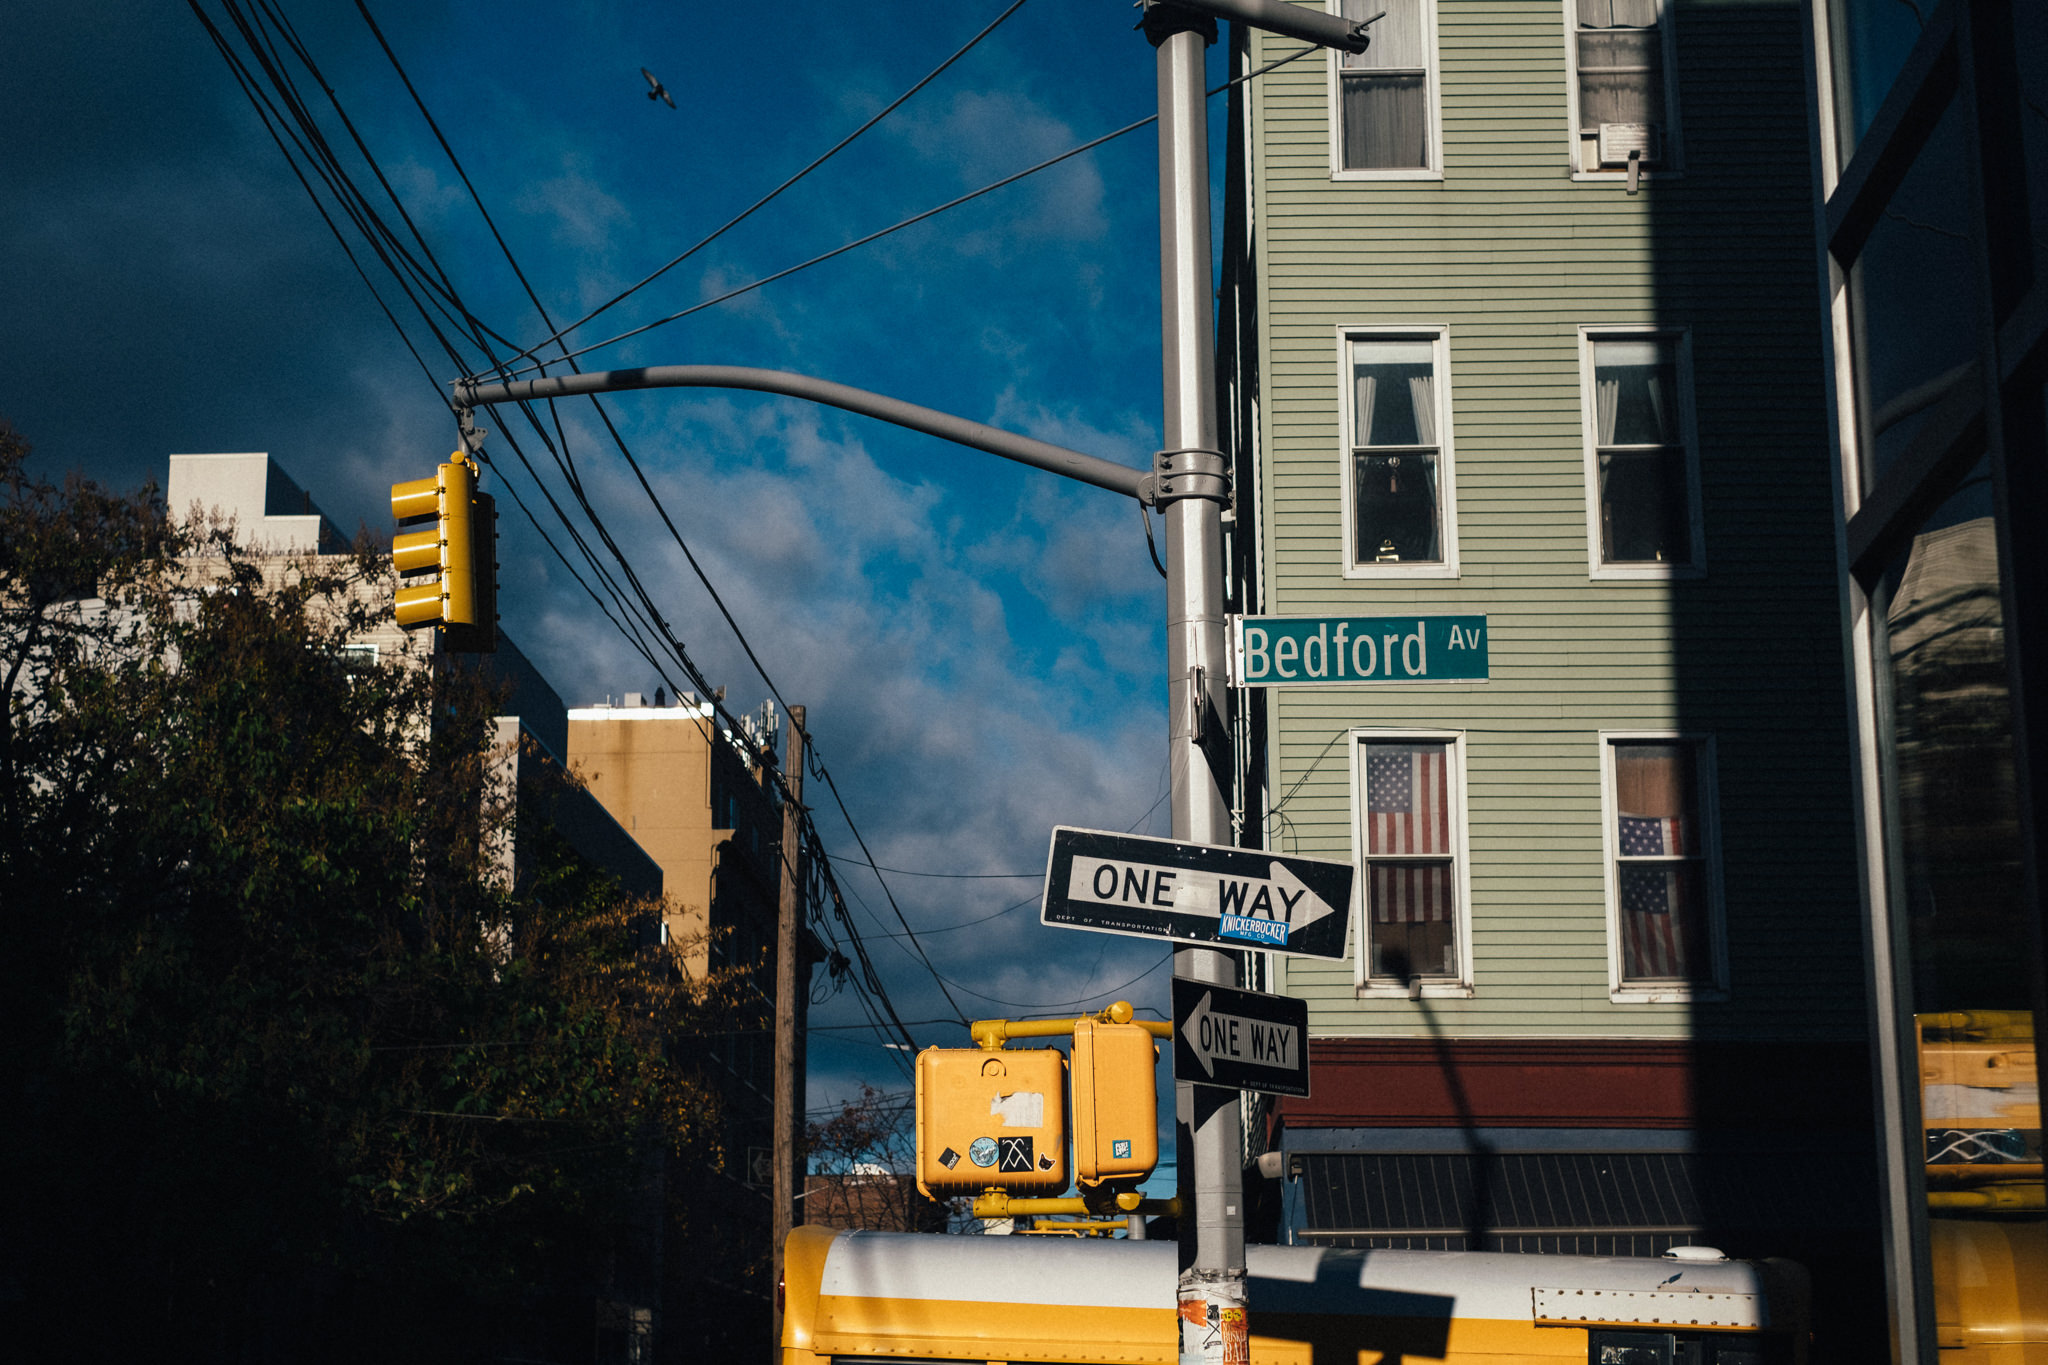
0 424 741 1362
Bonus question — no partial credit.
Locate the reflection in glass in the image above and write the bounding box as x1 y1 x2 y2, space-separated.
1848 101 1980 485
1875 462 2046 1351
1351 339 1442 565
1827 0 1930 164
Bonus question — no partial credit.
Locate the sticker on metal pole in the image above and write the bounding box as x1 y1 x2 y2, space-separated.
1171 977 1310 1098
1041 827 1352 960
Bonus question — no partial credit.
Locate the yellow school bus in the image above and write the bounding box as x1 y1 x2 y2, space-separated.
780 1224 1809 1364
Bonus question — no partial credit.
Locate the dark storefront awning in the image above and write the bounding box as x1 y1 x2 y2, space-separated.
1298 1150 1868 1257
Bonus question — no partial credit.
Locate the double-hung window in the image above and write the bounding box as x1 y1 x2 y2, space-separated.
1332 0 1439 176
1567 0 1680 175
1601 735 1724 998
1344 329 1457 576
1580 328 1702 575
1354 733 1470 994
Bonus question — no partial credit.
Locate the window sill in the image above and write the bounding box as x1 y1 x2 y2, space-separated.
1357 982 1475 1000
1342 561 1459 580
1609 986 1726 1005
1590 562 1705 582
1333 168 1443 183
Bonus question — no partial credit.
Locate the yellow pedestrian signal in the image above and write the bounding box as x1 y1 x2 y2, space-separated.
1070 1012 1159 1187
391 454 496 651
915 1046 1067 1199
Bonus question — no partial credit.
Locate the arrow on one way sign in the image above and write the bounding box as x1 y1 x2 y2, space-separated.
1170 978 1310 1098
1066 854 1340 942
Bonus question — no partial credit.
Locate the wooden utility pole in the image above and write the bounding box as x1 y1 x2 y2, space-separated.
771 705 806 1356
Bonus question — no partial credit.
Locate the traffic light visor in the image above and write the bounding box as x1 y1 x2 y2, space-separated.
391 474 438 521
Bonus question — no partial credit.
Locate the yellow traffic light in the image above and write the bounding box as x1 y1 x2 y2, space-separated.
915 1046 1067 1199
1070 1015 1159 1187
391 454 495 650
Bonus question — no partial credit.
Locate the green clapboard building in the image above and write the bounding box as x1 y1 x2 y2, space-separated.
1214 0 1883 1347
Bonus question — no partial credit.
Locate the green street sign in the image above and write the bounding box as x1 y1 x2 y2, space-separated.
1232 614 1488 686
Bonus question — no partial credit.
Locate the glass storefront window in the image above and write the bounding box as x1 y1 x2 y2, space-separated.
1872 459 2046 1353
1828 0 1933 164
1847 100 1981 486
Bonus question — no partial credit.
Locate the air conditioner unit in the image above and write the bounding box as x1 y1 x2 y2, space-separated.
1598 122 1663 166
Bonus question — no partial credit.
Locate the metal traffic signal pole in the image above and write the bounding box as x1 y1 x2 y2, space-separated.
1139 6 1245 1361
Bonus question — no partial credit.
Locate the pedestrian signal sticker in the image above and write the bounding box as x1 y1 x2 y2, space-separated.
997 1136 1035 1173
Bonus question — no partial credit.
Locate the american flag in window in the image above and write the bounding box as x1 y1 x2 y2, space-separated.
1612 741 1708 983
1366 742 1453 924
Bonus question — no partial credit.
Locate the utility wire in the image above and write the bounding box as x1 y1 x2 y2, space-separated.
828 859 1038 880
936 953 1171 1013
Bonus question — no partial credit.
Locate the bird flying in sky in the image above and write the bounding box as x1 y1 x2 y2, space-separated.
641 67 675 109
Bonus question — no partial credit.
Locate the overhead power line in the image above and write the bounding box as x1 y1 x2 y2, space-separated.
936 953 1171 1013
829 858 1038 880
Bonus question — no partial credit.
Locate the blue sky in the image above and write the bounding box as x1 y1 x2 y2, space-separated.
4 0 1239 1170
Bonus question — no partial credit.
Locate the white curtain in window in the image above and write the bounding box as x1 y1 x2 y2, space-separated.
1408 373 1437 446
1342 74 1429 170
1596 374 1621 445
1354 373 1378 445
1579 0 1659 29
1595 372 1620 522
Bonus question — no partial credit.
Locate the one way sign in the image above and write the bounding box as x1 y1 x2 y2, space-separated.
1041 827 1352 960
1171 978 1310 1098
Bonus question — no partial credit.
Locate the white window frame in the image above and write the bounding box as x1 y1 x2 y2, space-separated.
1578 325 1705 579
1562 0 1685 180
1327 0 1444 181
1349 728 1474 998
1598 731 1728 1003
1337 325 1460 579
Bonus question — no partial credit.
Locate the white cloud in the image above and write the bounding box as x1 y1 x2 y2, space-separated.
515 156 631 249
